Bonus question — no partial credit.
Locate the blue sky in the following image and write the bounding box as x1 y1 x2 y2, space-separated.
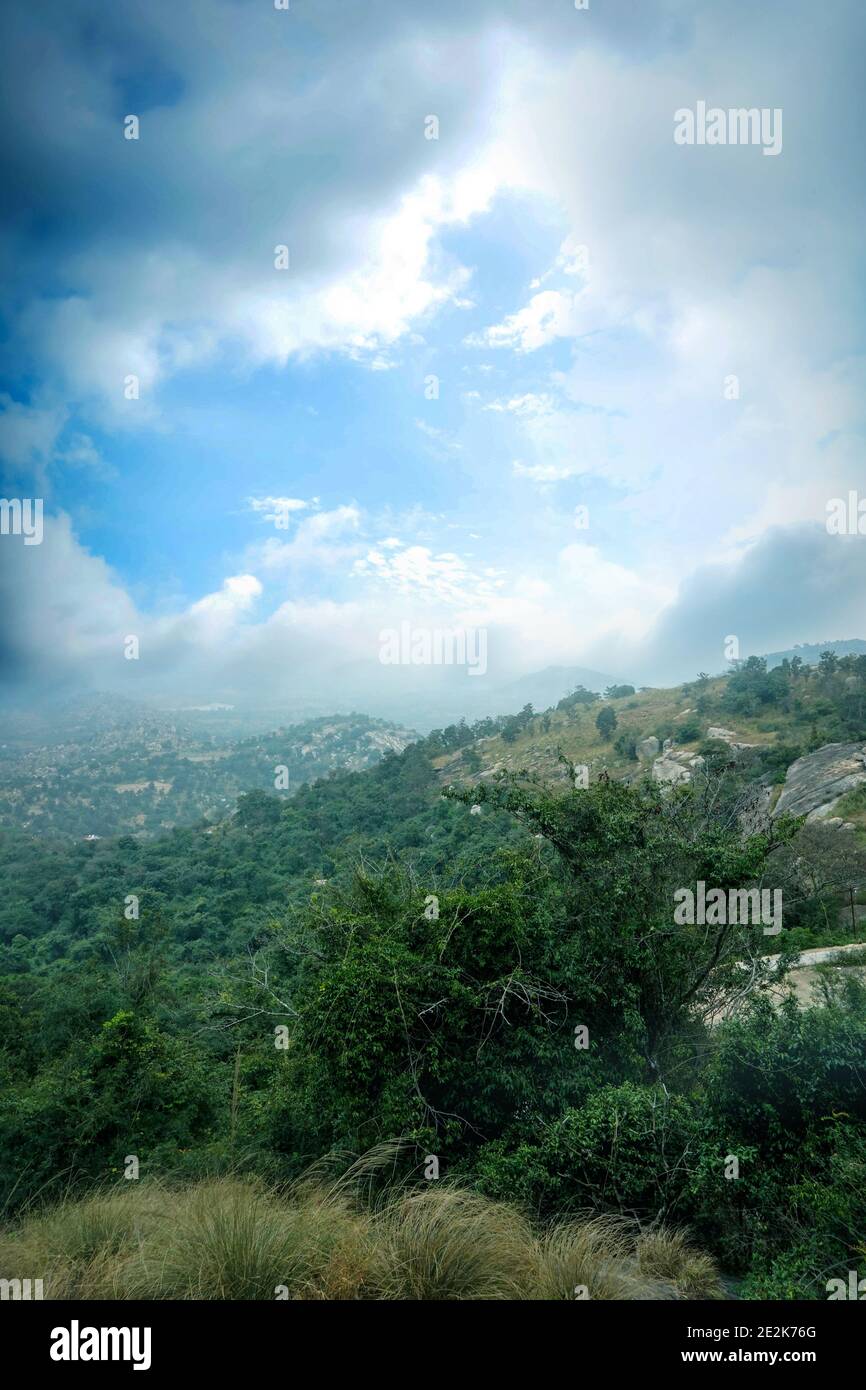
1 0 865 709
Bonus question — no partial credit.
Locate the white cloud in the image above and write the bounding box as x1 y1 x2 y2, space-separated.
183 574 263 638
512 460 576 483
468 289 587 354
247 496 311 524
484 393 555 416
253 505 363 573
0 393 68 487
415 418 463 451
354 542 504 606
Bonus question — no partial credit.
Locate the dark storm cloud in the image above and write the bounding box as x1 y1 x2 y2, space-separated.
633 526 866 684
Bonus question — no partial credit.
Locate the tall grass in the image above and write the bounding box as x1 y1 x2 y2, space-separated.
0 1173 724 1301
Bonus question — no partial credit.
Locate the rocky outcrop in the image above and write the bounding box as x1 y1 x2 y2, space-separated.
652 755 691 786
636 736 660 761
772 741 866 821
651 748 705 787
706 726 759 753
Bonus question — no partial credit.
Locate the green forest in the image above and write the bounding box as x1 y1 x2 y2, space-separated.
1 655 866 1299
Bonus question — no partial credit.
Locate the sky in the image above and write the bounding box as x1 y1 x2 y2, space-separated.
1 0 864 716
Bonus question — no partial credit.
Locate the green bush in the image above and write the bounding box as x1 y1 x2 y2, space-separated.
476 1084 701 1221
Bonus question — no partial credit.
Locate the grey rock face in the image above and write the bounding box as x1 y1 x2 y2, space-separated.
636 736 660 760
652 754 692 786
650 745 707 788
705 725 759 754
773 742 866 820
739 783 774 835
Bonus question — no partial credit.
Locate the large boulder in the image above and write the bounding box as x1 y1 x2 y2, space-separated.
636 736 660 761
705 725 759 754
706 725 737 742
773 742 866 820
652 755 691 786
651 748 704 787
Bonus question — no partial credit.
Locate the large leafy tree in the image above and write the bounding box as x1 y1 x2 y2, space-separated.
453 770 799 1073
280 771 798 1159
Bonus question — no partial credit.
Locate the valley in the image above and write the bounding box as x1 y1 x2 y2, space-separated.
0 696 417 839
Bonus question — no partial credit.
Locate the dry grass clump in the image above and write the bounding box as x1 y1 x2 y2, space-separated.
0 1170 724 1301
531 1215 679 1301
364 1186 537 1300
127 1178 371 1301
0 1187 164 1299
635 1228 725 1301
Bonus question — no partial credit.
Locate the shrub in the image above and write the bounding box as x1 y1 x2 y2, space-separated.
537 1084 701 1219
614 729 639 760
676 719 703 743
595 707 617 740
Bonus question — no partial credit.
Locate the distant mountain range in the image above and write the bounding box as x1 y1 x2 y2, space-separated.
273 659 630 731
